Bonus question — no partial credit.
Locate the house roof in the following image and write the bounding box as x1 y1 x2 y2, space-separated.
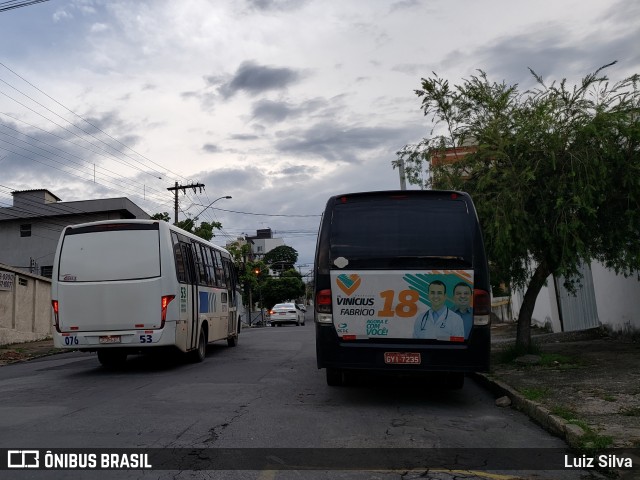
0 197 150 222
11 189 62 202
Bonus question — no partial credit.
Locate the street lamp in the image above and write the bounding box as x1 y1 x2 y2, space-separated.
192 196 232 219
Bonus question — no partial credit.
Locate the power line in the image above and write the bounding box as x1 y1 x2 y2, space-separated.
0 0 49 13
0 61 189 183
213 207 321 218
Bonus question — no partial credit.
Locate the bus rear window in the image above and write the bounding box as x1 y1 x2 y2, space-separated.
58 224 161 282
329 198 472 266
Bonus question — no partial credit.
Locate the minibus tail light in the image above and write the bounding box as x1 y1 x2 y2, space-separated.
316 289 333 324
473 289 491 326
161 295 175 328
52 300 60 333
316 289 332 313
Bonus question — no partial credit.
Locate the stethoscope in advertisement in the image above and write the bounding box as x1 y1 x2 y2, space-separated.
419 307 451 330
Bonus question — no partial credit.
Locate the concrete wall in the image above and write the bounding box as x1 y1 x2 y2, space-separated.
511 279 557 329
510 261 640 333
591 263 640 333
0 264 52 345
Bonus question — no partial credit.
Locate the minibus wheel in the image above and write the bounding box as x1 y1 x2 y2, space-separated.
191 327 207 363
97 350 127 368
326 368 344 386
443 372 465 390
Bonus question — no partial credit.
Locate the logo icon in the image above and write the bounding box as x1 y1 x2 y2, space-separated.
8 450 39 468
336 274 361 296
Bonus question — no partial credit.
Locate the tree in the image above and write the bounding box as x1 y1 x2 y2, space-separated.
151 212 221 241
263 245 298 273
261 273 306 309
151 212 171 222
394 63 640 350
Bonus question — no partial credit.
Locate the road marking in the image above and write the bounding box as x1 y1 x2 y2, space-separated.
258 469 527 480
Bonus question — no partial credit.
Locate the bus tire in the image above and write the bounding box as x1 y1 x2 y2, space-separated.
97 350 127 368
227 335 238 347
443 372 465 390
191 326 207 363
326 368 343 386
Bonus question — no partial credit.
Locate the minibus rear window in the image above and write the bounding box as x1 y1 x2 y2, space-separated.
58 224 161 282
329 197 472 266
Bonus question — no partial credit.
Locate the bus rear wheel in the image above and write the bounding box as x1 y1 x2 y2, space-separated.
97 350 127 368
442 372 465 390
191 327 207 363
326 368 346 386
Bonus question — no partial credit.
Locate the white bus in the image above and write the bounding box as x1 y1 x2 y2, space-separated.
51 219 241 367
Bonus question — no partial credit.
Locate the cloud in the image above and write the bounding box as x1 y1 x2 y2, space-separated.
441 15 640 87
246 0 310 12
389 0 422 13
271 163 319 177
251 98 329 124
274 121 421 163
229 133 260 141
202 143 219 153
218 61 302 98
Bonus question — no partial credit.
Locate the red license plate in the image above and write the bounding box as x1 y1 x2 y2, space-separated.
384 352 421 365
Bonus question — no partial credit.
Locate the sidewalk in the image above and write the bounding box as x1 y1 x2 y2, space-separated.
476 322 640 454
2 323 639 454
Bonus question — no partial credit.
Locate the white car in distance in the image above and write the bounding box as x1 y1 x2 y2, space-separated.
269 302 305 326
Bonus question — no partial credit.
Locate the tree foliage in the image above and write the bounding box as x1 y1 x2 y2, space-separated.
261 272 306 309
151 212 222 241
394 63 640 349
263 245 298 272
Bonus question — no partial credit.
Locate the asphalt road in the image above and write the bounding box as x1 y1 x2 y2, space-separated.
0 311 607 480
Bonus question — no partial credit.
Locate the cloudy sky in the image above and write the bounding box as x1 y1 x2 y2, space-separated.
1 0 638 274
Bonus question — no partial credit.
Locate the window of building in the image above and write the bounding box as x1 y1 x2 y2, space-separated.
40 266 53 278
20 224 32 237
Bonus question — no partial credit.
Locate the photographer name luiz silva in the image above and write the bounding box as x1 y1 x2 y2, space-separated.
565 454 634 469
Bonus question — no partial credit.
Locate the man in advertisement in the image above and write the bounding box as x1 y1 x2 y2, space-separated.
412 280 464 341
452 282 473 338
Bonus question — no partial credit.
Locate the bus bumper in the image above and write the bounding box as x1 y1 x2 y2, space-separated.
315 324 490 373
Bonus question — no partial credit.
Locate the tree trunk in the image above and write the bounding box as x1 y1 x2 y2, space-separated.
516 261 551 351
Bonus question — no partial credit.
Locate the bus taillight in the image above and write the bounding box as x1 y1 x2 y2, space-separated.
316 289 332 312
52 300 60 333
316 289 333 324
473 289 491 326
161 295 175 328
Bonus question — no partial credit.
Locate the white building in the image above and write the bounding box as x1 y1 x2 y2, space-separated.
246 228 285 259
511 261 640 333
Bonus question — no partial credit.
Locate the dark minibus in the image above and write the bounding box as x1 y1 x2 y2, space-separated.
313 190 491 388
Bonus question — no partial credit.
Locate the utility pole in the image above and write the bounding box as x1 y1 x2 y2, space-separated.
167 182 205 224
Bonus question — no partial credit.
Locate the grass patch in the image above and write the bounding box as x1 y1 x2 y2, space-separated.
575 429 614 454
538 353 576 367
551 407 614 454
551 406 579 421
520 387 550 401
621 406 640 417
496 343 542 364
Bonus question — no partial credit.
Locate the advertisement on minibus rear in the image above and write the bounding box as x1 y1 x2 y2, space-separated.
330 270 474 341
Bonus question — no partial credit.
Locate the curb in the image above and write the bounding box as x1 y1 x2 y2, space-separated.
471 372 585 449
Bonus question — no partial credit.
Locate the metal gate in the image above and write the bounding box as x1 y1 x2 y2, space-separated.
554 263 600 332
